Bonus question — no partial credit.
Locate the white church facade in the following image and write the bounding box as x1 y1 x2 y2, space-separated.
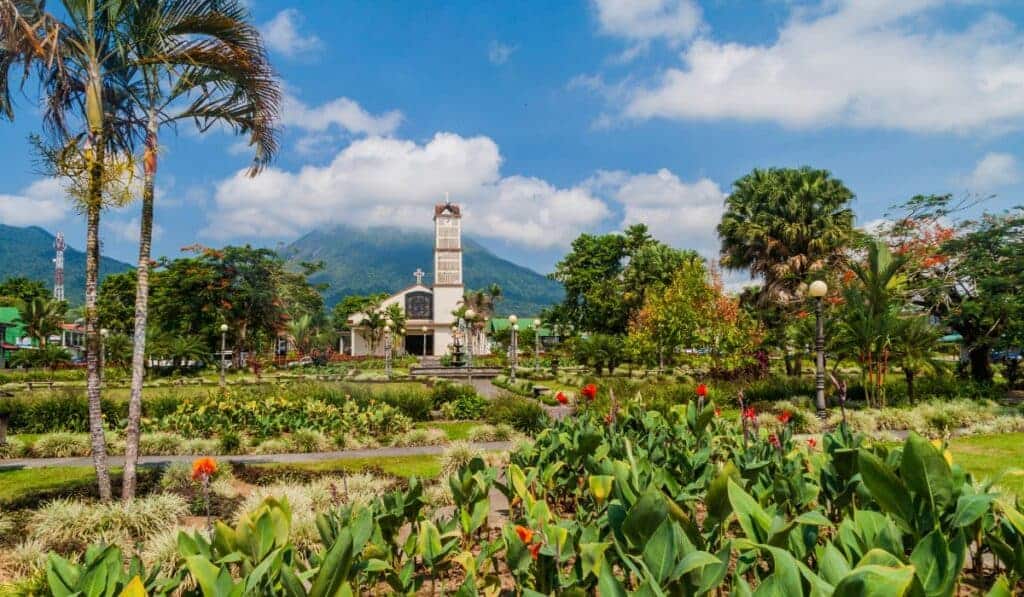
346 202 488 357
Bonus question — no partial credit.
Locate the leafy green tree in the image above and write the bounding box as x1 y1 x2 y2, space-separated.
718 167 855 304
891 315 946 403
0 276 50 307
103 332 132 369
97 271 138 334
332 293 388 331
549 224 694 335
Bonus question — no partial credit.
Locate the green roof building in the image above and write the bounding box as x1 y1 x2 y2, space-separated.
0 306 27 346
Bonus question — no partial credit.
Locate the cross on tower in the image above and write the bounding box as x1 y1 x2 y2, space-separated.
413 268 425 285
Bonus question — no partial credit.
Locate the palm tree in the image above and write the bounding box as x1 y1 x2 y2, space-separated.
2 0 140 500
17 297 63 346
891 315 946 404
159 335 209 372
718 167 855 304
287 314 315 355
119 0 280 501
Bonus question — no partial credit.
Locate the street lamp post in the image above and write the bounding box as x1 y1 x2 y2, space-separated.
383 322 393 381
809 280 828 418
508 314 518 383
219 323 228 388
100 328 109 387
421 325 429 357
464 309 475 374
533 319 541 372
0 323 8 369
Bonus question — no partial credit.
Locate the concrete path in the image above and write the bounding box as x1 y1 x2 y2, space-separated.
0 441 514 470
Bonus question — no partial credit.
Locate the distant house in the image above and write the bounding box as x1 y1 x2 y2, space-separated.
58 322 86 359
0 306 31 363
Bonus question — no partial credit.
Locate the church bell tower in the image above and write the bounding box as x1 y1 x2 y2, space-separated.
432 201 463 352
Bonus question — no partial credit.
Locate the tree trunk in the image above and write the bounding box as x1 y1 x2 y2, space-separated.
122 116 158 500
968 345 993 382
904 368 915 404
85 142 112 500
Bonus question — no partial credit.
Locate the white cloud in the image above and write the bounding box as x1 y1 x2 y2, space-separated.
106 217 164 243
0 179 69 227
611 1 1024 133
261 9 323 58
281 94 403 136
204 133 610 248
488 41 517 65
592 0 702 44
960 152 1020 190
586 168 725 257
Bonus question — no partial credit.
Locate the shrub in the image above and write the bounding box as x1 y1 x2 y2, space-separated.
27 494 188 552
440 441 483 477
466 423 517 442
31 433 91 458
431 381 476 408
139 432 186 456
376 388 433 421
0 437 30 459
253 438 293 455
4 538 48 577
181 438 220 455
485 395 549 433
218 431 242 454
392 428 446 447
289 429 330 453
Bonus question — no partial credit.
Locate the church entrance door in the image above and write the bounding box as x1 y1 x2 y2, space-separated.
405 333 434 356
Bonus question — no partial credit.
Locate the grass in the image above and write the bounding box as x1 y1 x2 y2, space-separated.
949 433 1024 496
415 420 480 441
253 454 443 479
0 466 99 506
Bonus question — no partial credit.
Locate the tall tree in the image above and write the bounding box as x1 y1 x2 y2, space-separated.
118 0 280 500
718 167 856 304
2 0 140 500
548 224 693 335
0 276 51 307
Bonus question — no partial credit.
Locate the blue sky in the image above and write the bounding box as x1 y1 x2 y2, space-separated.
1 0 1023 280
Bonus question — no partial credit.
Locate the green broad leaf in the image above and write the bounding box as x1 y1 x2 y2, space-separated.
705 462 740 525
364 558 390 573
588 475 614 505
45 553 80 597
641 521 677 583
507 463 531 503
279 566 306 597
832 565 925 597
623 490 670 549
858 549 905 568
985 576 1013 597
597 558 628 597
185 556 232 597
671 550 720 578
794 511 832 527
857 450 913 527
579 542 611 579
416 520 444 565
243 547 282 593
727 480 772 543
900 433 954 512
454 574 478 597
754 545 803 597
309 528 355 597
951 494 994 528
909 530 953 597
818 543 853 586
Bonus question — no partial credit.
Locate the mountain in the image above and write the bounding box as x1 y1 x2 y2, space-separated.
283 225 563 316
0 224 134 304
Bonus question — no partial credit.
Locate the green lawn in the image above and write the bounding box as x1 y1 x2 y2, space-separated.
949 433 1024 496
415 420 481 441
0 466 100 506
250 454 442 479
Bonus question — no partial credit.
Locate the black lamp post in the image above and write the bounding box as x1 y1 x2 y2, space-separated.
809 280 828 418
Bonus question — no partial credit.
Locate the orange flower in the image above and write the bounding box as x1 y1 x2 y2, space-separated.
515 525 534 544
695 383 708 397
777 411 791 424
555 391 569 405
581 384 598 400
192 457 217 481
807 438 817 449
529 542 542 560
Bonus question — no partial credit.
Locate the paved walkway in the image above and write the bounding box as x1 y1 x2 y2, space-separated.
0 441 514 470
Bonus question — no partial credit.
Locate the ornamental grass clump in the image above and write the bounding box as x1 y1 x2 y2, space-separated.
0 437 29 459
138 432 186 455
440 441 483 477
27 494 188 553
289 429 331 453
393 427 447 447
30 433 91 458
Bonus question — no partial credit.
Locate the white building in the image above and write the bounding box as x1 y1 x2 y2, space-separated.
347 202 487 357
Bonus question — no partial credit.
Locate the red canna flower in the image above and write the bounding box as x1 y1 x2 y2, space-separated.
515 525 534 544
777 411 792 424
191 457 217 481
555 391 569 405
604 412 614 425
714 407 721 417
696 383 708 397
807 438 817 449
529 542 542 560
742 407 757 421
581 384 598 400
769 434 781 448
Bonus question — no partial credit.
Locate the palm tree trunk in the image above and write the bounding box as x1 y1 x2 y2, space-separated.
904 368 915 404
122 114 157 500
85 141 112 500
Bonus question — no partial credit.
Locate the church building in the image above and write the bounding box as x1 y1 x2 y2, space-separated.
346 202 487 357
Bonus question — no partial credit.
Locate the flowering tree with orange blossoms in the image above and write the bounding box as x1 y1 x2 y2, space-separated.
630 260 762 373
